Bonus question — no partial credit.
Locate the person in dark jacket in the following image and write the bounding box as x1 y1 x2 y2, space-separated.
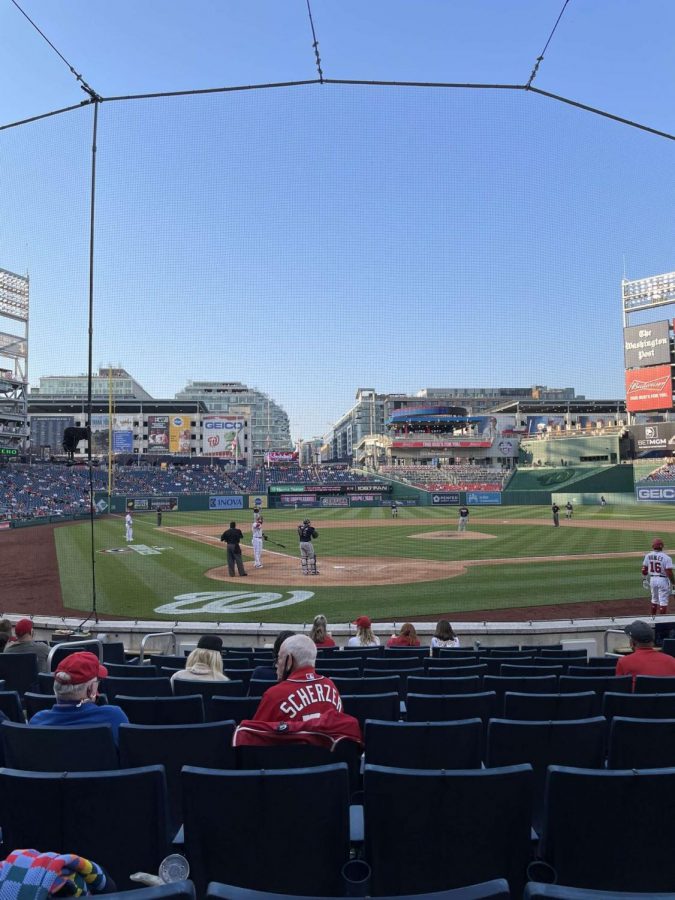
220 521 247 576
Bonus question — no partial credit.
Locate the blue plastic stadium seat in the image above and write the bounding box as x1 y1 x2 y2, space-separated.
341 692 400 725
608 717 675 768
119 721 236 830
0 765 170 890
602 691 675 722
525 883 675 899
0 690 25 723
116 694 205 725
206 879 511 899
365 718 482 769
102 883 195 900
364 763 533 895
101 676 173 701
182 763 350 896
503 692 596 722
406 691 497 725
1 721 119 771
208 696 260 723
539 766 675 891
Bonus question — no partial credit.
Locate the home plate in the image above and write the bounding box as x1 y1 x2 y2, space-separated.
333 566 346 569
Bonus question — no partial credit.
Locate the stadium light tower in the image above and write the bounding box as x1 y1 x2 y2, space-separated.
622 271 675 326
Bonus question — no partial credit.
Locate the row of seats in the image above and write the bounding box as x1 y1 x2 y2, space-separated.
3 757 675 895
7 684 675 728
82 878 675 900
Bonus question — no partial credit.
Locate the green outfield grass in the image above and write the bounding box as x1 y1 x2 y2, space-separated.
52 504 671 622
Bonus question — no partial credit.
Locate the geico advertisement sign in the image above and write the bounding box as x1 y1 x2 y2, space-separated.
637 487 675 502
204 421 243 429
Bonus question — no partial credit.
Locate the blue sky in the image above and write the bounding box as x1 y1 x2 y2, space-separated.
0 1 673 441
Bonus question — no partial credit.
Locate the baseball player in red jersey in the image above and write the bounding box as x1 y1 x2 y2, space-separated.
642 537 675 615
253 634 343 723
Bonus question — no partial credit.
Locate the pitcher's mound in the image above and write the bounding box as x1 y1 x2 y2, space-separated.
411 530 495 541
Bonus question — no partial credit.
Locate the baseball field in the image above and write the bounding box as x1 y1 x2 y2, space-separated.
6 503 672 624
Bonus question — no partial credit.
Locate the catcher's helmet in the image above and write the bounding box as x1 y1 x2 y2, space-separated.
303 518 311 525
653 537 664 550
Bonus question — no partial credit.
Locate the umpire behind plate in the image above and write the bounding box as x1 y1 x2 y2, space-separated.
298 518 319 575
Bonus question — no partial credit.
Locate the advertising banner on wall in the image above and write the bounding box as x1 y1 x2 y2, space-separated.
147 415 170 453
526 415 565 435
466 491 502 505
630 422 675 457
391 440 491 449
112 414 134 453
90 414 109 454
636 485 675 503
265 451 298 463
208 495 244 510
320 496 349 507
625 364 673 412
248 494 268 509
202 415 244 457
280 494 316 506
494 438 519 457
169 414 192 454
431 493 461 505
30 415 75 451
624 320 670 369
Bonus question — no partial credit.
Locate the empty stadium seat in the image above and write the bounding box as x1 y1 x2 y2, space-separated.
0 765 170 890
148 654 187 669
182 763 350 896
332 676 400 697
0 654 39 696
317 657 365 671
208 696 260 723
100 642 126 664
102 883 195 900
247 679 276 698
172 680 245 702
364 656 426 670
383 647 430 660
206 879 512 899
364 763 533 895
608 717 675 769
483 675 558 716
236 742 361 793
315 667 361 680
602 691 675 722
524 883 675 900
342 692 400 725
500 665 563 678
559 676 632 713
635 675 675 693
480 657 534 676
539 766 675 891
407 676 482 696
115 693 205 725
101 676 173 701
537 649 588 660
105 663 159 678
503 692 596 722
406 692 497 725
425 656 480 670
438 650 480 660
0 690 25 723
119 721 236 830
364 719 483 770
1 721 119 771
23 691 57 719
486 717 605 833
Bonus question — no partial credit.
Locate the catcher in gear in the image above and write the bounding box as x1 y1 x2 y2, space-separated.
298 518 319 575
642 537 675 615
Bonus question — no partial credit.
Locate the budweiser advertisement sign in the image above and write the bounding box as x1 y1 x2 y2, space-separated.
625 364 673 412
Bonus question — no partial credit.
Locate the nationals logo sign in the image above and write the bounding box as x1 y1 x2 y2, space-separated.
155 590 314 615
625 364 673 412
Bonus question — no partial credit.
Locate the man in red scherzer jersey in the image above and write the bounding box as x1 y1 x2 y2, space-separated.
253 634 344 723
616 620 675 686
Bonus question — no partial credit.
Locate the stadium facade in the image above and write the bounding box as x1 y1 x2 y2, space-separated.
0 268 29 460
325 385 589 465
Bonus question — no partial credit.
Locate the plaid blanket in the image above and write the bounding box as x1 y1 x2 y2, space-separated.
0 850 107 900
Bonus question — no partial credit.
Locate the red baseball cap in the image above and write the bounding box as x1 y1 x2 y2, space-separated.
354 616 372 628
14 618 34 637
55 651 108 685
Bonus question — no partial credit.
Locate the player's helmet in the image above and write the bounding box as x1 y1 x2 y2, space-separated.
653 538 664 550
303 518 311 525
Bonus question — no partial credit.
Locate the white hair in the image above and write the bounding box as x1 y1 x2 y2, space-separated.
279 634 317 671
54 677 94 701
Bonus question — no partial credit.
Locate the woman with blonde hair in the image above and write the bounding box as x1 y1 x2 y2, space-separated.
386 622 420 648
430 619 459 651
346 615 380 648
309 614 336 648
171 635 230 689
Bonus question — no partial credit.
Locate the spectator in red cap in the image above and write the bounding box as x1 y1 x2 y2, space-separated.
4 619 49 673
346 615 380 648
29 651 128 743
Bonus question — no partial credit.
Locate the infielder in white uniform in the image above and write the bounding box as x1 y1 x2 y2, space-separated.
642 537 675 615
252 518 264 568
125 512 133 543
